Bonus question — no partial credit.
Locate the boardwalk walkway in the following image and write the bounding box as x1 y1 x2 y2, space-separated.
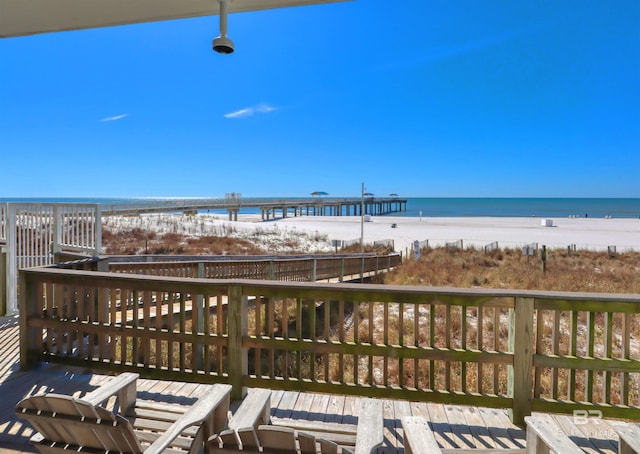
0 315 625 453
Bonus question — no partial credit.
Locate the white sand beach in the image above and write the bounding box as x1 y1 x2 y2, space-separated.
103 213 640 254
274 215 640 254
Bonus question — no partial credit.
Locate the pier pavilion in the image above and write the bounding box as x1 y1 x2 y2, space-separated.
256 197 407 221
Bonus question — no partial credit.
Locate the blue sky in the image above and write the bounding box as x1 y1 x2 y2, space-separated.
1 0 639 198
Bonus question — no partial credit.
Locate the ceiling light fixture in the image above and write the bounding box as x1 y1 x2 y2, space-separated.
212 0 234 54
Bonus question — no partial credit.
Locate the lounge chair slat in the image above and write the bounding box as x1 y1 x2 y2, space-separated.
298 430 319 454
237 426 261 448
318 438 340 454
256 425 297 450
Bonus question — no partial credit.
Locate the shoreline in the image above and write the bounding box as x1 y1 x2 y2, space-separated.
103 213 640 254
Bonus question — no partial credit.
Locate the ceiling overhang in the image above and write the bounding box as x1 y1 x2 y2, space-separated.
0 0 349 38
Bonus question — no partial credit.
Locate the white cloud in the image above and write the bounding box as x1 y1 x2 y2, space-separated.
224 103 277 119
255 103 276 113
100 114 129 122
224 108 253 119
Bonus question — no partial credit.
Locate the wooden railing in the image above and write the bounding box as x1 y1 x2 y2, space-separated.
19 266 640 425
106 254 401 282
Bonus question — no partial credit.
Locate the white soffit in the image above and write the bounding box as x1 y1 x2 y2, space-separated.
0 0 349 38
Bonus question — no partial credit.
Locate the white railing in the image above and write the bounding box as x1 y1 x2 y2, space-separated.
0 204 7 242
3 203 101 314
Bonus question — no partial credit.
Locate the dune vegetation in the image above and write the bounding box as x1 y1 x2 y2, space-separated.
104 226 640 294
383 246 640 294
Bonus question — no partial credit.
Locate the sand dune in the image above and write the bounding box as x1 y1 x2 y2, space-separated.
103 213 640 254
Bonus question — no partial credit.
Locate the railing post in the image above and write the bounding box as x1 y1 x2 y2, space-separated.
19 271 40 370
508 296 534 425
0 247 5 315
228 284 247 401
340 258 344 283
6 203 17 314
196 262 205 370
93 205 102 258
52 204 62 257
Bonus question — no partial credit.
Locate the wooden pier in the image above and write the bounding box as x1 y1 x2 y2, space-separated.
100 196 408 221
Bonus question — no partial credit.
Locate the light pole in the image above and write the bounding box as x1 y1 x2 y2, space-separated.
360 182 365 253
360 182 365 282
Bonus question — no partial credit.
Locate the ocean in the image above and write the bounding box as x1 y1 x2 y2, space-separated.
1 197 639 219
396 198 640 219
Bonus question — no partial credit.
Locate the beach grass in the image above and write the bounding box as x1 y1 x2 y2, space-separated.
384 247 640 294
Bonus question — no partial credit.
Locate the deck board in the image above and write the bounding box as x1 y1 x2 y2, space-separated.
310 392 331 420
464 406 496 449
389 399 413 451
555 414 601 454
342 394 359 425
272 390 298 419
324 393 346 423
0 315 627 453
478 407 524 449
292 388 316 421
444 404 477 449
427 401 457 449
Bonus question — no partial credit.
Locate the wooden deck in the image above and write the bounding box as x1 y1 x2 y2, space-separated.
0 315 627 453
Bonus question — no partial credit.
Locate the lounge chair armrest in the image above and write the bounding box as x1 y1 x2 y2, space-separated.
354 398 384 454
83 373 139 412
227 388 272 431
144 384 232 454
